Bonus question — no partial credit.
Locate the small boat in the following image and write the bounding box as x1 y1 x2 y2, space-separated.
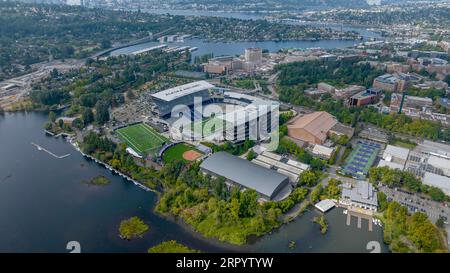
343 209 348 215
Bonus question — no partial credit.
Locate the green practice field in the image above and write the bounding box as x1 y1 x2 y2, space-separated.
162 143 203 163
116 123 168 155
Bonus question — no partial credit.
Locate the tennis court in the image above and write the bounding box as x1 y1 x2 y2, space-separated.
342 140 380 179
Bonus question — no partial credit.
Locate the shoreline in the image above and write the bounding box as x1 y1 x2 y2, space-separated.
66 136 157 194
65 132 244 251
64 131 314 251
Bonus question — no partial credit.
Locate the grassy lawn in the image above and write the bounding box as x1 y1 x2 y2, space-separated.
393 140 417 149
234 79 255 90
162 143 202 163
116 123 168 155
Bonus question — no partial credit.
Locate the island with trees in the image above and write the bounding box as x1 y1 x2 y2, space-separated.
119 216 149 240
313 215 328 234
83 175 111 186
148 240 198 253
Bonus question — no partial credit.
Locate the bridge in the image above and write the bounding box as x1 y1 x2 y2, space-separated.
90 27 176 59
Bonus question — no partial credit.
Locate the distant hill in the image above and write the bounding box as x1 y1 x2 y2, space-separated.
173 0 372 9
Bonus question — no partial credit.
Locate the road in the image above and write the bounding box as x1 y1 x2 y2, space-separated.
90 27 176 59
266 71 279 99
322 165 358 185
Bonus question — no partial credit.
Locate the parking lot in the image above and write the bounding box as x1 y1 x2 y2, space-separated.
379 185 449 224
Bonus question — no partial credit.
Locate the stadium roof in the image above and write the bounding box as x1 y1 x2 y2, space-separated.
151 81 214 102
200 152 289 199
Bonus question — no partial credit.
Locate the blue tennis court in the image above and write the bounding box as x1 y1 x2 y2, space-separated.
342 140 380 179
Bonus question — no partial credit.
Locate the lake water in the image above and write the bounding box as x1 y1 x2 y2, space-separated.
0 112 388 253
111 8 380 59
110 38 361 60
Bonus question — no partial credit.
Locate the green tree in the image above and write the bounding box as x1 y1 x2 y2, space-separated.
94 101 110 125
298 170 319 187
118 216 149 240
49 111 57 122
238 190 258 218
148 240 198 253
82 108 94 126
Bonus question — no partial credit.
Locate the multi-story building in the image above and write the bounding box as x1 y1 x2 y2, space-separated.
341 181 378 212
389 93 433 117
347 88 382 107
334 85 366 99
203 56 234 75
373 74 399 92
378 145 411 170
386 62 410 74
244 48 263 64
151 81 215 117
317 82 336 94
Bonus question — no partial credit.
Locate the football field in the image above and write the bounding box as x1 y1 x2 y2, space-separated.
116 123 168 155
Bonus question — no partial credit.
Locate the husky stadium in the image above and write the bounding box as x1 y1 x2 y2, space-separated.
150 80 279 143
151 80 215 117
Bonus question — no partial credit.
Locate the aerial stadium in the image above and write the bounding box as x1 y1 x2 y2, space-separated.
150 81 279 144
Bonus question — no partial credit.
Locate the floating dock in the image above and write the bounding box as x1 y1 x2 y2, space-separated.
31 142 70 159
346 210 373 231
314 199 336 213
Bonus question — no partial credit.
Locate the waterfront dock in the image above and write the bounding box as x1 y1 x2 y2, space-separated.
314 199 336 213
31 142 70 159
346 209 373 232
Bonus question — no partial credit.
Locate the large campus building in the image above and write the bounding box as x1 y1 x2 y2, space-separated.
219 92 278 142
200 152 291 201
373 73 410 92
378 145 410 170
151 81 215 117
389 93 433 117
251 150 310 184
287 111 354 145
347 88 382 107
244 47 263 64
341 181 378 212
